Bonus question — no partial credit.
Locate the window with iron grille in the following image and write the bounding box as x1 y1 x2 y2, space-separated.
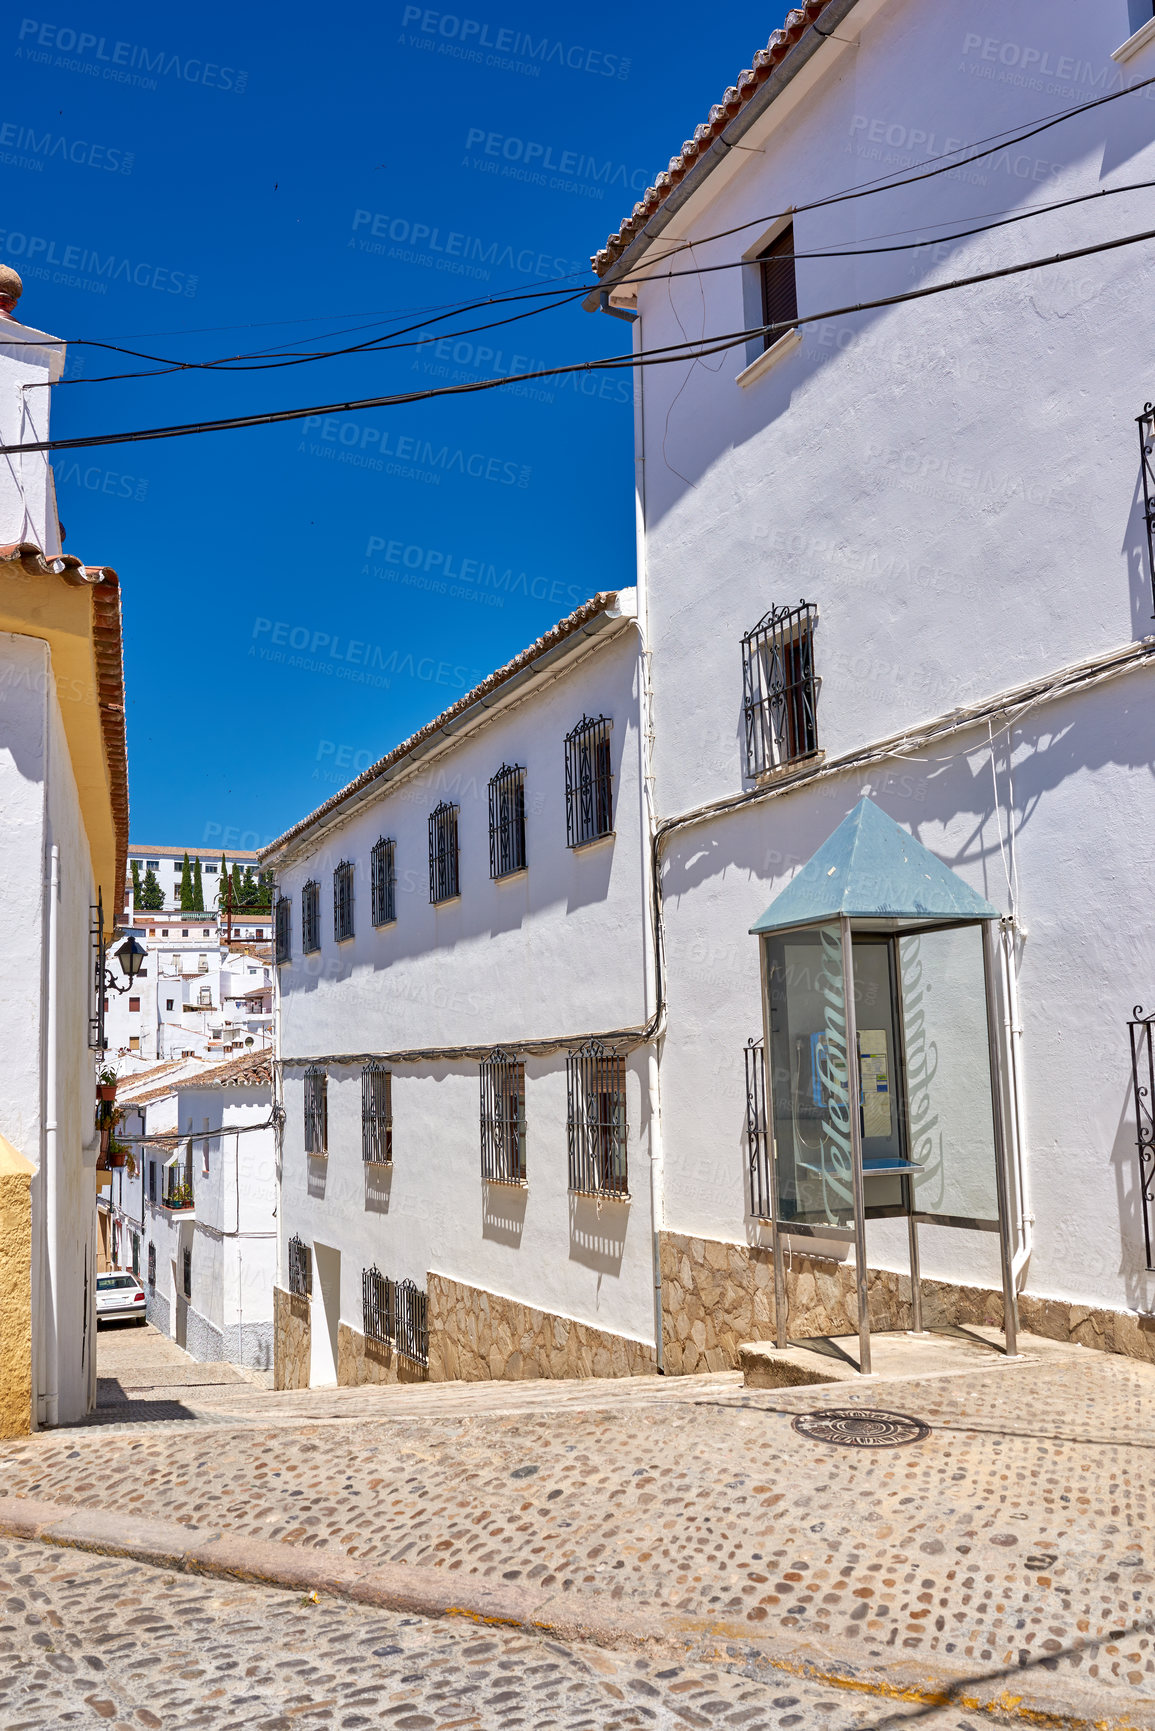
275 895 291 964
333 860 355 942
757 222 798 352
182 1247 191 1300
394 1277 429 1366
362 1063 392 1165
302 879 321 953
371 836 397 926
564 716 613 848
148 1159 157 1205
304 1066 328 1156
480 1049 526 1184
488 764 527 879
745 1036 773 1221
287 1234 312 1297
147 1241 156 1288
131 1231 140 1277
741 600 818 778
88 892 106 1051
566 1040 628 1197
428 801 460 904
362 1263 393 1344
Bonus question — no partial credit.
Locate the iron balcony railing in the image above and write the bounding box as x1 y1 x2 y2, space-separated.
362 1063 393 1165
566 1039 628 1197
371 836 397 926
287 1234 312 1297
360 1268 428 1364
565 715 613 847
480 1049 526 1184
741 600 819 779
488 763 527 878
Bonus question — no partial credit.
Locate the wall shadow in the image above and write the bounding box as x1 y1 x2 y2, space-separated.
482 1180 527 1247
568 1194 629 1275
364 1161 392 1214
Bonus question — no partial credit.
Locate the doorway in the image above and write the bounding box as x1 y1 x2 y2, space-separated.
310 1242 340 1387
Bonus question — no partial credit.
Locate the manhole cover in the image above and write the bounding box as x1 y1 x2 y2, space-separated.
792 1408 930 1448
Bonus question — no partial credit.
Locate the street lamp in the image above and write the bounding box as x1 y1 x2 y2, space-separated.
112 932 147 987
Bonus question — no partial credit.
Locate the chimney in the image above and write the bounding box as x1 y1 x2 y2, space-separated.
0 266 23 321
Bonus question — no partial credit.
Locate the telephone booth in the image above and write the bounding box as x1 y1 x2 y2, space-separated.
750 798 1019 1373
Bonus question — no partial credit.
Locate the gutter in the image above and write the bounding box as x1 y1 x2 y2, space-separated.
585 0 863 312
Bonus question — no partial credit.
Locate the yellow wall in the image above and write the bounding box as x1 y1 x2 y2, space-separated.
0 1136 34 1438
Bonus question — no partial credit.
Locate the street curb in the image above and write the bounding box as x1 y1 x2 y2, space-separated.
0 1494 1150 1730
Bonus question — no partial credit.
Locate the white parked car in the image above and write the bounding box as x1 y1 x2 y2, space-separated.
95 1271 147 1324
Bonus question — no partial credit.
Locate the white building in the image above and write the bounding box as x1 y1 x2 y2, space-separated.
126 842 267 917
108 1052 276 1368
0 263 130 1433
103 914 272 1065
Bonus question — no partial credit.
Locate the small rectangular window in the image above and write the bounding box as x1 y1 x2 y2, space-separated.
371 837 397 927
567 1041 628 1197
166 999 174 1011
757 222 798 351
333 860 355 942
480 1049 526 1184
302 880 321 953
287 1234 312 1297
275 895 291 964
182 1247 192 1300
565 716 613 848
362 1263 393 1344
129 997 140 1013
148 1160 157 1204
488 764 527 878
741 600 819 778
428 802 460 904
361 1064 392 1165
304 1066 328 1156
129 1036 140 1052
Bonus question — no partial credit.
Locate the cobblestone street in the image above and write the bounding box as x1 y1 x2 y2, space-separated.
0 1326 1153 1725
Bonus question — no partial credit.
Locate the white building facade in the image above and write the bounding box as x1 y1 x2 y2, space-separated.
104 916 272 1066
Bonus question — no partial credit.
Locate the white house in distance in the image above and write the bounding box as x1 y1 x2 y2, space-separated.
126 842 267 916
103 915 272 1065
108 1052 276 1369
263 594 654 1388
0 263 130 1434
583 0 1155 1368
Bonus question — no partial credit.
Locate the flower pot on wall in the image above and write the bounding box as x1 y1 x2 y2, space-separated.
98 1084 117 1103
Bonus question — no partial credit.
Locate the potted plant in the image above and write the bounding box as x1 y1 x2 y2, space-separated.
97 1066 118 1103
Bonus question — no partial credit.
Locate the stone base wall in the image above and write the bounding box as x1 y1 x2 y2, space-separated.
428 1274 658 1382
659 1230 1155 1373
273 1286 310 1390
337 1322 427 1386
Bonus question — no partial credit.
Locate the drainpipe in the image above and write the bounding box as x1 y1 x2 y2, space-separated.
1000 916 1033 1287
43 843 60 1428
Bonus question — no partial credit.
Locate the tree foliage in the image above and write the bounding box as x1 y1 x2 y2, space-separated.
139 868 165 911
191 856 204 912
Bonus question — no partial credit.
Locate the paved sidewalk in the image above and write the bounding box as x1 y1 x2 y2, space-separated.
2 1333 1154 1724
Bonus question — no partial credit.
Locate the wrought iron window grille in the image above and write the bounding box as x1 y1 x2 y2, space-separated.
1137 405 1155 617
362 1263 393 1344
88 890 106 1051
745 1036 773 1221
301 880 321 954
395 1277 429 1366
428 801 460 904
304 1066 328 1157
371 836 397 926
1129 1007 1155 1270
333 860 355 942
182 1247 191 1301
362 1063 393 1165
566 1040 628 1197
488 764 527 879
757 222 798 351
564 715 614 848
741 600 819 779
287 1234 312 1297
275 895 292 964
147 1240 156 1288
480 1049 526 1184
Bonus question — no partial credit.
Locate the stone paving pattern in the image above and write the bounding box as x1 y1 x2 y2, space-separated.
0 1534 976 1730
3 1341 1155 1720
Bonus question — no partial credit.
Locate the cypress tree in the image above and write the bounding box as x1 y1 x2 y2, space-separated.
131 861 142 907
231 862 244 910
140 868 165 911
219 855 228 913
241 865 257 908
192 857 204 912
179 851 192 911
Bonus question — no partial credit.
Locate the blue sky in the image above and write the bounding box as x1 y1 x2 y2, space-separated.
4 1 779 849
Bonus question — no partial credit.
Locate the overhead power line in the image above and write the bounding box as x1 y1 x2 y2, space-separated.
2 223 1152 457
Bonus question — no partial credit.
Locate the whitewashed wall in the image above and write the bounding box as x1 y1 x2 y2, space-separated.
620 0 1155 1316
0 319 64 554
274 615 657 1366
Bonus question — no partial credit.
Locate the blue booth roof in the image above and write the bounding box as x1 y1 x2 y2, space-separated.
749 798 999 935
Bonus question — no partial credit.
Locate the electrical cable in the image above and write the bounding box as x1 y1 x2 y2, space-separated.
4 221 1153 456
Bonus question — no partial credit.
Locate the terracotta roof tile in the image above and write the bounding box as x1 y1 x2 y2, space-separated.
591 1 834 279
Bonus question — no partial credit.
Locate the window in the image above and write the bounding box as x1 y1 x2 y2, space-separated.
757 222 798 351
564 715 613 847
129 1036 140 1052
741 600 819 777
182 1247 192 1300
302 880 321 953
333 860 355 942
146 860 159 870
371 837 396 927
182 929 189 938
428 802 460 904
362 1263 393 1344
131 1231 140 1277
287 1234 312 1297
161 928 169 937
202 927 210 937
147 1241 156 1287
129 997 140 1013
205 863 217 874
361 1064 392 1165
480 1049 526 1184
275 895 291 963
567 1040 628 1197
488 764 527 878
304 1066 328 1156
394 1278 428 1365
148 1160 157 1204
166 999 174 1011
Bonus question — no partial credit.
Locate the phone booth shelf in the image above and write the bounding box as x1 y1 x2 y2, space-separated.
750 798 1019 1376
